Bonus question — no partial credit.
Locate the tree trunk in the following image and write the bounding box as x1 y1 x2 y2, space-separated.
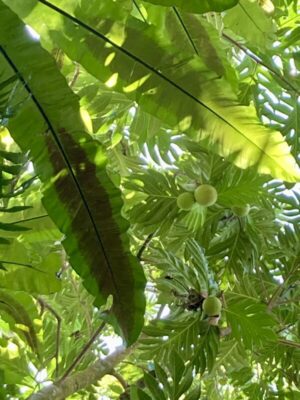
28 346 133 400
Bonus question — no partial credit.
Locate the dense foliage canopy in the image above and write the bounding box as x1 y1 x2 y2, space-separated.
0 0 299 399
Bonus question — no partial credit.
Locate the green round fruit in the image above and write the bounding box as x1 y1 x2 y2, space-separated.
202 296 222 316
194 184 217 207
177 192 195 211
232 204 250 217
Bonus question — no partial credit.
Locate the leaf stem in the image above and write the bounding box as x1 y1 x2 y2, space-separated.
37 297 62 378
6 214 48 225
59 320 106 381
222 32 300 95
109 369 128 390
267 258 299 310
69 63 80 88
0 260 45 273
137 232 155 261
278 339 300 349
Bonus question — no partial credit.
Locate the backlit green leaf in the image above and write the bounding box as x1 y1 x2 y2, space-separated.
224 0 275 50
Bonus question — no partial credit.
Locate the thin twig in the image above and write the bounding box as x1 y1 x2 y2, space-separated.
56 261 70 279
6 214 48 225
69 63 80 88
109 369 128 390
37 297 62 378
222 32 300 95
267 259 299 310
59 320 106 381
68 272 93 333
276 322 296 334
137 232 155 261
267 285 285 311
155 304 166 320
278 339 300 349
1 260 40 270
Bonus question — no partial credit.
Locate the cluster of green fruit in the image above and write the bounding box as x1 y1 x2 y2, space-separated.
177 184 250 216
177 184 217 210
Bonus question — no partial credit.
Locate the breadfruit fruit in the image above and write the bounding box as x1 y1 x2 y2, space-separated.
194 184 217 207
202 296 222 316
177 192 195 211
232 204 250 217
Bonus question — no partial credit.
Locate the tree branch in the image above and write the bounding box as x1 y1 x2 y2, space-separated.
27 346 133 400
